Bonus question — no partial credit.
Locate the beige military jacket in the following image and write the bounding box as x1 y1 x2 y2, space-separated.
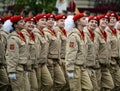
95 28 111 65
0 34 5 64
0 30 9 52
84 28 96 67
54 26 67 59
22 29 36 66
106 27 119 58
43 27 60 60
65 28 86 71
6 31 29 73
33 28 48 64
117 30 120 58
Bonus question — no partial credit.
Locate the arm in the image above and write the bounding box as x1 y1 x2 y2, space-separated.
65 35 78 71
6 37 19 73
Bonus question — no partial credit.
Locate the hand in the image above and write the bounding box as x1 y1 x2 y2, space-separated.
25 71 29 76
67 71 74 79
8 73 16 80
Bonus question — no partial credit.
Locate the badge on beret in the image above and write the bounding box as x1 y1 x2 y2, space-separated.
69 42 74 47
10 44 14 50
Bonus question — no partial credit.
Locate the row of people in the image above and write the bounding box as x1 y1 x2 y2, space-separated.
0 11 120 91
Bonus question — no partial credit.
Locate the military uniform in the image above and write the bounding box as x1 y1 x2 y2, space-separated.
0 31 9 91
54 26 70 91
22 29 38 91
0 30 9 51
33 28 53 91
6 31 30 91
66 28 93 91
95 27 114 91
84 28 99 91
106 26 120 88
43 27 66 91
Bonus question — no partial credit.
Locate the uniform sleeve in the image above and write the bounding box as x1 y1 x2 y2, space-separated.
94 33 100 60
84 34 88 58
34 34 41 64
1 34 7 52
65 35 78 71
5 38 19 73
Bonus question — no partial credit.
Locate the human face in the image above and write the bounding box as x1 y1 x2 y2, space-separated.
57 19 65 29
25 21 35 31
77 17 87 27
88 20 98 31
37 18 46 29
17 19 25 30
46 18 55 27
109 16 117 27
99 18 108 28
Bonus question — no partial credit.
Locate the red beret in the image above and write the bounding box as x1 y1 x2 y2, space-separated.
46 13 55 19
73 13 86 22
88 16 99 22
10 15 23 23
118 16 120 21
24 17 36 23
107 12 118 20
98 14 109 21
3 15 12 22
55 14 67 21
35 14 47 21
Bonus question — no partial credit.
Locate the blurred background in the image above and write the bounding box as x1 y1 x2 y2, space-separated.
0 0 120 16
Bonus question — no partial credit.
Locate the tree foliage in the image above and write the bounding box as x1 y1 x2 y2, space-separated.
12 0 57 12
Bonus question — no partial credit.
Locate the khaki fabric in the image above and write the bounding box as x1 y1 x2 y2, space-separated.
95 28 111 65
33 28 48 64
68 65 93 91
43 27 61 59
54 27 70 91
47 59 66 91
65 28 86 71
109 58 120 87
28 69 38 91
106 27 119 58
65 28 92 91
36 64 53 91
0 67 9 91
0 31 9 91
84 28 99 91
22 29 36 70
22 29 38 91
44 27 66 90
101 67 114 89
95 28 114 90
84 28 97 67
106 27 120 87
87 68 99 91
6 31 29 73
0 30 9 53
6 31 30 91
54 27 67 59
10 71 24 91
33 28 53 91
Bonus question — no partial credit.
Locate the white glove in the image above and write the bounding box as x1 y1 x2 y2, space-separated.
67 71 74 79
8 73 16 80
25 71 29 76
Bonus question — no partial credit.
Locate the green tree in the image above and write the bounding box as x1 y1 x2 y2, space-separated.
13 0 57 13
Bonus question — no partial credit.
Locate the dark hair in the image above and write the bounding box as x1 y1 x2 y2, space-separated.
11 21 18 32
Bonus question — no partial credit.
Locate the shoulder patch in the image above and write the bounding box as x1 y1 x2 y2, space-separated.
69 42 74 47
10 44 14 50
